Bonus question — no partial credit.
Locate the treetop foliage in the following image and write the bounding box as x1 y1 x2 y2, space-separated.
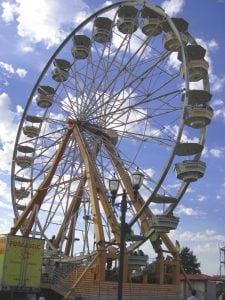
180 246 201 274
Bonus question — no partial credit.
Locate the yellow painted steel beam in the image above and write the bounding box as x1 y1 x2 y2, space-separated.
54 177 86 250
72 124 105 247
104 142 151 231
11 127 73 236
104 141 177 256
64 209 76 256
23 203 39 236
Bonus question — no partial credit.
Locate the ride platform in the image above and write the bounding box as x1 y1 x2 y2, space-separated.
40 251 180 300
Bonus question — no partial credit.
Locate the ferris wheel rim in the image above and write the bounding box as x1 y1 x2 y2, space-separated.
11 0 210 256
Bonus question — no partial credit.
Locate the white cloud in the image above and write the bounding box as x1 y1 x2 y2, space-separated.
0 61 14 73
19 45 34 53
144 168 155 178
0 215 13 234
175 204 206 216
209 148 224 158
196 194 207 202
16 105 23 113
196 38 225 93
1 0 91 48
210 74 225 92
207 39 219 51
167 52 181 70
0 61 27 78
0 93 21 173
0 142 16 173
0 179 11 201
212 98 223 107
165 182 180 190
186 187 194 193
1 1 17 22
202 146 224 158
175 229 225 243
163 124 199 144
169 228 225 275
15 67 27 77
213 106 225 121
161 0 185 16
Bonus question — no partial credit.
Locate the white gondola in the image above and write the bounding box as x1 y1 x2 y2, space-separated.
183 89 212 106
117 6 139 34
175 142 203 156
36 85 55 108
16 156 33 168
152 195 177 204
23 125 40 138
25 115 43 123
162 18 189 51
16 204 27 211
179 45 209 81
184 105 213 128
17 145 35 153
14 176 31 183
51 59 70 82
149 215 179 232
128 254 148 271
141 6 162 37
163 31 188 52
36 95 53 108
180 44 206 60
180 59 209 82
93 17 113 43
174 160 206 182
71 35 91 59
15 187 30 199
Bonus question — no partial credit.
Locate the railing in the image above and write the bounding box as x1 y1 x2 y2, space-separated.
41 252 97 297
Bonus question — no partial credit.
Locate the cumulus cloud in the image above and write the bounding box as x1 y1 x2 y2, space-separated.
174 229 225 243
161 0 185 16
163 124 199 144
1 0 91 48
203 146 224 158
212 98 224 107
1 1 17 22
0 61 27 78
196 38 225 93
175 204 206 216
144 167 155 178
0 93 21 173
0 179 11 201
0 215 14 233
210 74 225 92
209 148 224 158
213 106 225 121
167 52 181 71
169 228 225 274
196 194 207 202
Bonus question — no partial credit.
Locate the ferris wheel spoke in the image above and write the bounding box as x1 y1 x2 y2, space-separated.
82 32 130 117
84 34 153 119
87 50 171 123
11 1 211 263
115 130 175 146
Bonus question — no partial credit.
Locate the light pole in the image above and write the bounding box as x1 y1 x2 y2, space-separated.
109 168 144 300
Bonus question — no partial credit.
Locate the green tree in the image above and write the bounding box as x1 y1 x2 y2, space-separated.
180 246 201 274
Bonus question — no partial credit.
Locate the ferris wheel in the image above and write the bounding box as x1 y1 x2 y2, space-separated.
10 0 213 258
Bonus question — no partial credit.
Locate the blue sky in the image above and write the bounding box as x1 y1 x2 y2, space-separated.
0 0 225 276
